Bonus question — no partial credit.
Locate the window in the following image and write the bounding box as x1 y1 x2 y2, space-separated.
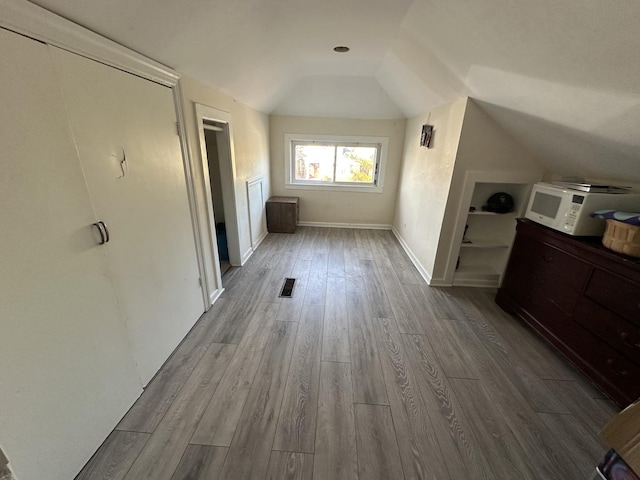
285 134 388 193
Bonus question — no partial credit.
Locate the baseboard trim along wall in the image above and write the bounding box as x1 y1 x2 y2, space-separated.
391 227 450 287
253 230 268 249
240 247 254 265
240 229 268 267
297 221 392 230
208 288 224 308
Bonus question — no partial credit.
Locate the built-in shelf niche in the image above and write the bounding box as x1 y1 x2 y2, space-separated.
445 171 542 287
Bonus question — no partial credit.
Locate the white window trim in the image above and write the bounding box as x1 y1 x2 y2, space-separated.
284 133 388 193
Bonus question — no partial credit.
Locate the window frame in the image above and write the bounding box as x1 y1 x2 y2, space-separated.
284 133 388 193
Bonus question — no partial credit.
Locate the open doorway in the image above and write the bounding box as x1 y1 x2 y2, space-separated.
194 104 242 302
203 122 231 277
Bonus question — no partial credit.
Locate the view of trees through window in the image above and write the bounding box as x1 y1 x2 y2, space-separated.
294 144 377 184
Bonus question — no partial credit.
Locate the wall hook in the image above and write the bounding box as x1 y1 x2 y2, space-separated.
117 149 127 179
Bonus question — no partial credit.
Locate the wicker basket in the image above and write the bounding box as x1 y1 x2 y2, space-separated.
602 219 640 258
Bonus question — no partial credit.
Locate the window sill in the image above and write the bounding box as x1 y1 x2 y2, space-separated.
284 183 383 194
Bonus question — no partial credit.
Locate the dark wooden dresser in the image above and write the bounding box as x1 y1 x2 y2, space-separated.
266 196 299 233
496 218 640 407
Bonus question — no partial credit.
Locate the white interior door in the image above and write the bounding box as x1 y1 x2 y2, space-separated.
51 48 204 384
0 29 142 480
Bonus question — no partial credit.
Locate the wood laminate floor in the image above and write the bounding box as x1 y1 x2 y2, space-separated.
77 227 619 480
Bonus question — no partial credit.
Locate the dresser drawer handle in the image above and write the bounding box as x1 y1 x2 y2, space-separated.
620 332 640 349
606 358 629 376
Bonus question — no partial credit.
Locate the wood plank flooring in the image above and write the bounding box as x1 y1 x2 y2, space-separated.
77 227 619 480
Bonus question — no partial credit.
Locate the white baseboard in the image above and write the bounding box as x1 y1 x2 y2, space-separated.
427 278 451 287
452 280 497 288
297 221 392 230
209 288 224 307
391 227 450 287
252 230 268 249
240 247 254 265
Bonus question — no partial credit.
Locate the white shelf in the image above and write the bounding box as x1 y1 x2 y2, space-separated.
454 265 499 276
467 210 499 216
460 240 509 248
453 266 500 287
444 171 541 288
467 210 518 217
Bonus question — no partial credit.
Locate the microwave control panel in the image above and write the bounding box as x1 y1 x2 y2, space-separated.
566 203 583 228
565 195 585 228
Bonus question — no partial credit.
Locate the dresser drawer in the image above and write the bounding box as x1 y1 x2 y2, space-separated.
518 287 572 336
532 271 580 314
575 298 640 366
570 326 640 403
503 266 580 315
585 269 640 326
512 235 591 292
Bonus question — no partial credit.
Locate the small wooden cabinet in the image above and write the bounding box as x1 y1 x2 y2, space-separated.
496 219 640 407
266 196 299 233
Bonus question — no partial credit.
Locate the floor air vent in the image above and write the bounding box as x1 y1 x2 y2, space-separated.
279 278 296 298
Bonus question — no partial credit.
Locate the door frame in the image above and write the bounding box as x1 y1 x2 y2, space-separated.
194 103 243 296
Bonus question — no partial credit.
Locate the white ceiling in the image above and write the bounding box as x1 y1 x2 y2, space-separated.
30 0 640 181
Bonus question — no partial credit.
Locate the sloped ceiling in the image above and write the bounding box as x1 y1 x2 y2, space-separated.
29 0 640 181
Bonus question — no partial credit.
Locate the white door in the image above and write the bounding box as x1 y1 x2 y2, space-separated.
51 48 204 384
0 29 143 480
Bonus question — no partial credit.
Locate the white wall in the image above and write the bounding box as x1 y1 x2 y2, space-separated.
270 115 406 226
392 98 467 280
180 75 270 285
393 97 543 284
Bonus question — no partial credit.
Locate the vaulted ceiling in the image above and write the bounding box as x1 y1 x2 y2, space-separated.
30 0 640 182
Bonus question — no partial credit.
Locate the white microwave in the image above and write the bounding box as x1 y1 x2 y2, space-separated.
524 182 640 236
